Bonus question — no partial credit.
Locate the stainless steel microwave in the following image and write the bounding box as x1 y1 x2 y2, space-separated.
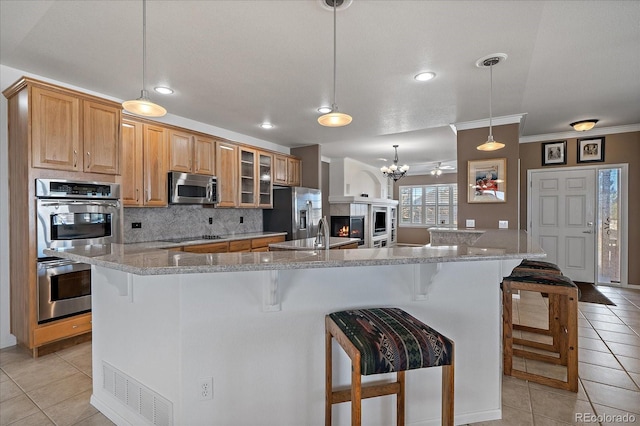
168 172 218 205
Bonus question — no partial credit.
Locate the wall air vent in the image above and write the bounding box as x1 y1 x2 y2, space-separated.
103 362 173 426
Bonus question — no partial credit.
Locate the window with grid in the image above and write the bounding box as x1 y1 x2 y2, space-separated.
399 184 458 227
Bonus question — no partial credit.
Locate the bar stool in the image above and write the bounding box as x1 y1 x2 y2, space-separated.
325 307 454 426
502 273 579 392
513 259 562 275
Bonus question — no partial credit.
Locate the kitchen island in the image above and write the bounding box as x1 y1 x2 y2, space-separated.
47 230 544 426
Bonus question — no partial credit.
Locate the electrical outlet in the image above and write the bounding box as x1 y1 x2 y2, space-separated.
239 216 244 224
499 220 509 229
199 377 213 400
208 217 213 225
132 222 142 229
465 219 475 228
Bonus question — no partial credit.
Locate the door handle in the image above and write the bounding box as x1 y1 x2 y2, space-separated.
582 230 594 234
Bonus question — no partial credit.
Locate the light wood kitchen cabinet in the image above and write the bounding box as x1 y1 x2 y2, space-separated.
239 147 257 207
83 100 121 174
215 140 239 207
168 130 215 175
121 119 144 205
239 148 273 208
183 241 229 253
273 154 301 187
143 124 168 206
287 157 301 186
251 235 285 251
121 120 168 207
229 240 251 252
31 85 120 174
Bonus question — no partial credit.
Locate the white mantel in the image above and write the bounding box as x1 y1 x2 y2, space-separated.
328 195 398 206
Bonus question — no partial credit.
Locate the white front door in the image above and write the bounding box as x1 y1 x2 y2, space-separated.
529 168 596 282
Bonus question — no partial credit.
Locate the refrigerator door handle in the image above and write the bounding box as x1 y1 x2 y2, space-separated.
306 200 312 238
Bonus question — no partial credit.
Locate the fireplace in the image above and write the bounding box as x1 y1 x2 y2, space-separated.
331 216 365 246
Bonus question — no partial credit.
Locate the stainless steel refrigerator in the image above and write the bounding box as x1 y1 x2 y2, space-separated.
263 187 322 241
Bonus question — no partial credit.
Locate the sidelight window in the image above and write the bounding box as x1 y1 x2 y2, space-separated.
399 184 457 227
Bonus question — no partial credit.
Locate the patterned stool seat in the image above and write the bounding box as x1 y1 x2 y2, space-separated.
326 307 455 425
517 259 562 272
328 308 454 375
504 273 581 298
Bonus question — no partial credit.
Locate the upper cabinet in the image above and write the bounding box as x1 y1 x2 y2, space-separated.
30 84 120 174
238 148 273 208
273 154 301 187
215 140 239 208
168 130 215 175
120 119 168 207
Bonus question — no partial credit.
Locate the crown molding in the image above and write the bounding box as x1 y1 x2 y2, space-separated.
450 113 527 135
519 124 640 143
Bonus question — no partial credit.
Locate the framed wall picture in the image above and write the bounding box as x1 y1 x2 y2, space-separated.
541 140 567 166
468 158 506 203
578 137 605 163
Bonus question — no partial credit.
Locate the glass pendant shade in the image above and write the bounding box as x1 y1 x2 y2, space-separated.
318 108 353 127
123 90 167 117
477 135 505 151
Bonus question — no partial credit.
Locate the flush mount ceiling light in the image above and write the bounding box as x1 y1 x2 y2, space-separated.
570 119 599 131
260 122 274 129
476 53 507 151
154 86 173 95
122 0 167 117
380 145 409 181
317 0 352 127
414 71 436 82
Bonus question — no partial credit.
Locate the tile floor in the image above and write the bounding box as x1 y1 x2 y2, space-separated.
0 285 639 425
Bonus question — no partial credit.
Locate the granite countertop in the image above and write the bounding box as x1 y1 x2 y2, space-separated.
269 237 360 251
44 229 544 276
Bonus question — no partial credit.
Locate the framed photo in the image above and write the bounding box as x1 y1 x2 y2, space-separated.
578 137 605 163
467 158 506 203
541 140 567 166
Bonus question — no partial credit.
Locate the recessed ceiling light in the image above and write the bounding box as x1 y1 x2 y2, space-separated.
260 123 274 129
317 106 332 114
414 72 436 82
154 86 173 95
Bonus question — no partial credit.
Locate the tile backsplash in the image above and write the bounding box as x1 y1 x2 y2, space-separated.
123 206 263 243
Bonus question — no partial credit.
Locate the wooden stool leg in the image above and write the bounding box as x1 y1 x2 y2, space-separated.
566 290 579 392
502 282 513 375
549 294 562 354
325 328 332 426
442 363 455 426
396 370 405 425
351 352 362 426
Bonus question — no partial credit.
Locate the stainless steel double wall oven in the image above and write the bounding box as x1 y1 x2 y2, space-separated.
36 179 121 323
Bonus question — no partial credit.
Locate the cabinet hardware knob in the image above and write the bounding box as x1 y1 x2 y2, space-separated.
72 325 78 329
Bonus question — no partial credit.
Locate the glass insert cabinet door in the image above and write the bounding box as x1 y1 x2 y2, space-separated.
258 152 272 207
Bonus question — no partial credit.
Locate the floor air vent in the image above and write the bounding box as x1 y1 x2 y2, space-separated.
103 362 173 426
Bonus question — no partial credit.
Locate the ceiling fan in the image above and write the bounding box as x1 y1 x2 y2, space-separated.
430 162 455 176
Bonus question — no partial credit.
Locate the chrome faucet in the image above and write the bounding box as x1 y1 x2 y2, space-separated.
315 216 330 250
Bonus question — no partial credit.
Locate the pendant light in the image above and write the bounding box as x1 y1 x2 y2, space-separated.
122 0 167 117
476 55 506 151
318 0 352 127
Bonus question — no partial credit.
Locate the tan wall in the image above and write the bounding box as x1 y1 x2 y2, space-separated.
291 144 321 189
519 131 640 285
393 173 458 245
457 123 520 229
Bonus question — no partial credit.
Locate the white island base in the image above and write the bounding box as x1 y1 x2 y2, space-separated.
89 259 518 426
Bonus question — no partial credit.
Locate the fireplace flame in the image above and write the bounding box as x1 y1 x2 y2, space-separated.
338 226 349 237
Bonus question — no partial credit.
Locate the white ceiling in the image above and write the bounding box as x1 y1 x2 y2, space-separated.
2 0 639 175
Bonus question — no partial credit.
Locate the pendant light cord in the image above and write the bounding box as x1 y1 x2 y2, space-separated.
142 0 147 95
488 62 493 138
331 1 337 110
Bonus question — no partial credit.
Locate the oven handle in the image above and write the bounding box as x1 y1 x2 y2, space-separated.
38 200 120 208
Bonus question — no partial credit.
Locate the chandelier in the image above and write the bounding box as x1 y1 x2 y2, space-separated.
380 145 409 181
